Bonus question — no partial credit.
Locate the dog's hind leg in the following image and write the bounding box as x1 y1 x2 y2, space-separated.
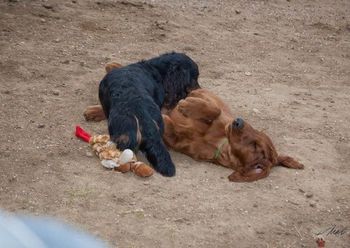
139 113 176 177
108 109 139 151
141 132 176 177
177 97 221 121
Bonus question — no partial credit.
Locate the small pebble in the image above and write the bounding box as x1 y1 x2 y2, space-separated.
42 4 53 10
235 10 241 14
245 71 252 76
278 221 287 227
101 160 118 169
309 202 316 208
252 108 260 114
306 193 313 198
86 151 94 157
37 124 45 128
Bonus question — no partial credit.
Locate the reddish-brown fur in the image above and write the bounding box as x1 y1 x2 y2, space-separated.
162 88 304 182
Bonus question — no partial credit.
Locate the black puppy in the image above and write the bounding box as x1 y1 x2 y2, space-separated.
99 52 200 176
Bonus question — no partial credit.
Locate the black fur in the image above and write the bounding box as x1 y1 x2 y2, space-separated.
99 52 200 176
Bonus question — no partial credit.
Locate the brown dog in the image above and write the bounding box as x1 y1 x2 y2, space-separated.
162 88 304 182
84 63 304 182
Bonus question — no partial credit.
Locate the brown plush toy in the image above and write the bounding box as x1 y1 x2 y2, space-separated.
76 126 154 177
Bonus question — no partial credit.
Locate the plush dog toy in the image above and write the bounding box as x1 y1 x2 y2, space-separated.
75 126 154 177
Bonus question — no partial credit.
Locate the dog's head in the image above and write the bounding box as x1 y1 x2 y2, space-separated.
226 117 303 182
149 52 200 108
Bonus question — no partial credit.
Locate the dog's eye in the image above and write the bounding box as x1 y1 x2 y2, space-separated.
250 141 257 150
201 118 213 125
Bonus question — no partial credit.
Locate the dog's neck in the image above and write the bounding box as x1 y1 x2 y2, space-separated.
213 138 228 161
213 138 240 169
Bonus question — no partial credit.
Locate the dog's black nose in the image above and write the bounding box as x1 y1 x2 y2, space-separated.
232 117 244 129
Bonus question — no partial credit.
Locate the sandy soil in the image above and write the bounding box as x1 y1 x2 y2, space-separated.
1 0 349 247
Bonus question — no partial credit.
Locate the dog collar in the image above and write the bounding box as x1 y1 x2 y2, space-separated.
214 138 228 160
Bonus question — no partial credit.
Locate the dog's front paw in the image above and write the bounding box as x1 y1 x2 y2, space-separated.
177 99 191 117
83 105 106 122
228 171 247 182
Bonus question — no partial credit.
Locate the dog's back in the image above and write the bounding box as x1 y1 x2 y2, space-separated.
99 63 164 114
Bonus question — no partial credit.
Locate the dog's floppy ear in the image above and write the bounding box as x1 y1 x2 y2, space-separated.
163 64 191 109
228 166 271 182
277 155 304 169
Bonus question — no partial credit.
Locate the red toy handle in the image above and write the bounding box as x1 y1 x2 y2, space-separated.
75 125 91 143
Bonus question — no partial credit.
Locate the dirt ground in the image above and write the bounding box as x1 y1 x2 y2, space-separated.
1 0 349 247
